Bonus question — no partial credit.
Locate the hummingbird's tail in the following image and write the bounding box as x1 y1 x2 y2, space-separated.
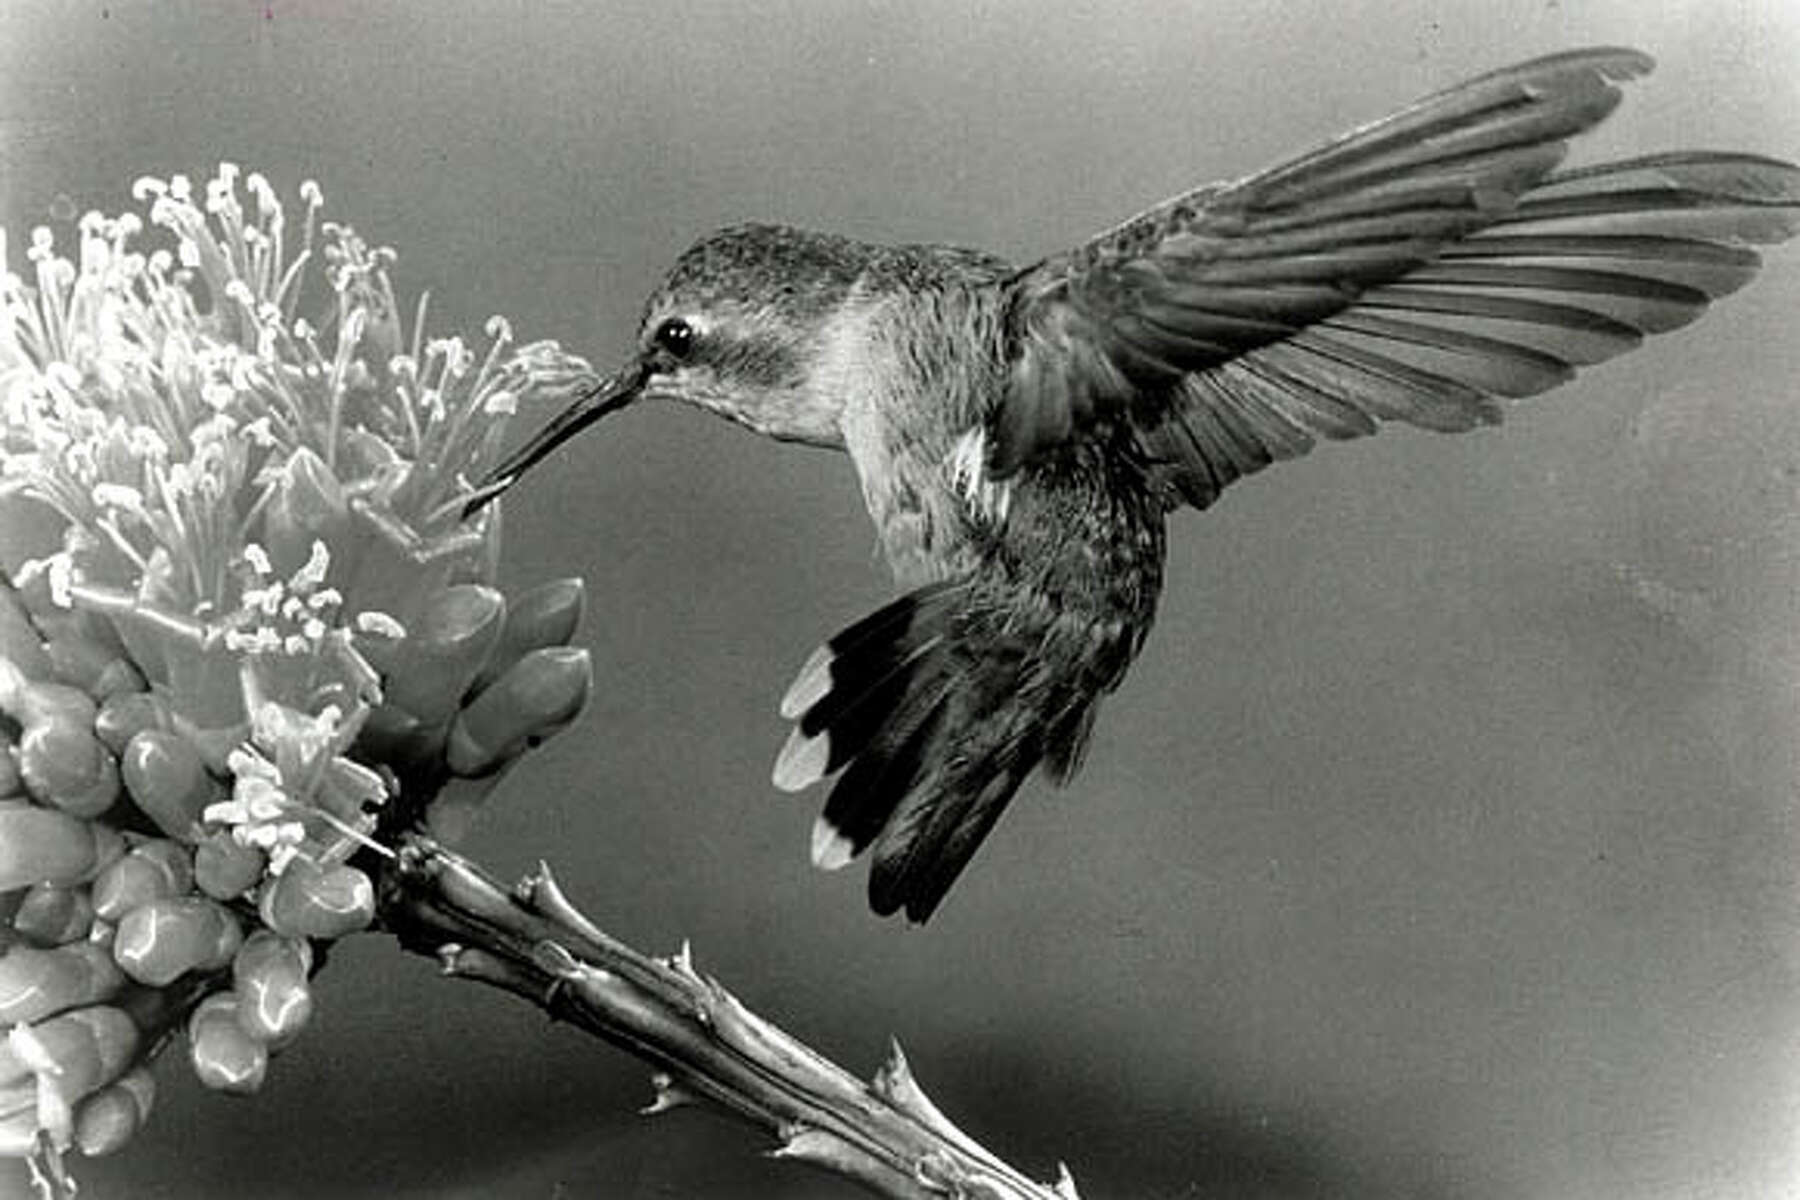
772 579 1133 922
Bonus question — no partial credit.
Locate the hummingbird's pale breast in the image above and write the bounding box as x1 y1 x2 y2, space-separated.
823 262 1012 585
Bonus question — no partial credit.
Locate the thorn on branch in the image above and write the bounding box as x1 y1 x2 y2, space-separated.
521 860 615 953
770 1123 902 1194
640 1071 698 1116
665 938 696 977
871 1037 993 1164
26 1134 76 1200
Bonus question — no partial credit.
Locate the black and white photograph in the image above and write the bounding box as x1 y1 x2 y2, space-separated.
1 2 1798 1197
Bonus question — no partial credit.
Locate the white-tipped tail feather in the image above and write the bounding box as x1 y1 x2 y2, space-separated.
779 644 833 720
772 725 831 793
810 817 856 871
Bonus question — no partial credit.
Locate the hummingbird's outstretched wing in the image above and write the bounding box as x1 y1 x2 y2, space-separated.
997 46 1800 506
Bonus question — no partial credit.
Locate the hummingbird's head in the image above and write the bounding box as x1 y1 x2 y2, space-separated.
636 223 867 438
466 224 866 516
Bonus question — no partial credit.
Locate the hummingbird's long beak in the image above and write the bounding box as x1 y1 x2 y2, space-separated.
462 360 649 518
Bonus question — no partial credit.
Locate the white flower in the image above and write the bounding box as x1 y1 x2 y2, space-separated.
3 162 591 895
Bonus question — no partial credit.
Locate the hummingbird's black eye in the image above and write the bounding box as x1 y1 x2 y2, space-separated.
653 317 694 360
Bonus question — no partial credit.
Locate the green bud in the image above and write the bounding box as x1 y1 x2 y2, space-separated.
447 646 591 776
0 809 103 890
188 992 267 1095
111 896 237 986
73 1066 154 1156
11 883 95 947
232 932 314 1046
471 577 585 691
0 944 124 1024
120 729 214 841
193 832 266 900
91 840 193 922
379 585 506 725
258 858 375 940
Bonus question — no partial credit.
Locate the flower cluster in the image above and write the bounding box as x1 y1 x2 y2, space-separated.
0 165 597 1181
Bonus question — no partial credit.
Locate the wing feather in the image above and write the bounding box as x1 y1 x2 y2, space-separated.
997 49 1800 507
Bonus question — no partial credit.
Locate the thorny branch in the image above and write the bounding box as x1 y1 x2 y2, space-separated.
375 838 1079 1200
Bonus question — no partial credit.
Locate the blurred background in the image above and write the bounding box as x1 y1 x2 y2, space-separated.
4 2 1800 1197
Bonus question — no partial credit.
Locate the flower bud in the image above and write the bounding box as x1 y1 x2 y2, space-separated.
193 830 266 900
93 690 170 756
43 629 144 702
72 1066 154 1157
0 944 125 1024
379 584 506 725
446 646 590 776
120 729 214 840
258 858 374 939
0 1006 139 1096
11 883 95 946
232 932 313 1046
16 686 119 818
188 992 267 1095
0 808 103 890
111 896 238 986
91 839 193 921
471 576 585 691
11 678 95 728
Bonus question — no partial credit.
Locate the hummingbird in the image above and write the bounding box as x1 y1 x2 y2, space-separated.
470 47 1799 922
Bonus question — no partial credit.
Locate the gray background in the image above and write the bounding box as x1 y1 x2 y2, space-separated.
4 2 1800 1197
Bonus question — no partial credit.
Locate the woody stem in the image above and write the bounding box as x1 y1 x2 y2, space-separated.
373 835 1074 1200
